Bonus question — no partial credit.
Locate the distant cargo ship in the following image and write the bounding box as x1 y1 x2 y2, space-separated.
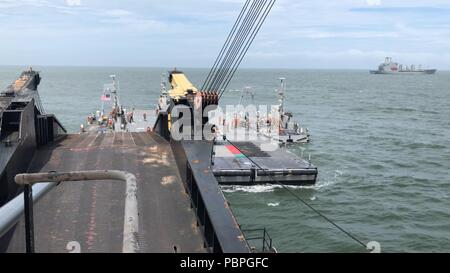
370 57 437 75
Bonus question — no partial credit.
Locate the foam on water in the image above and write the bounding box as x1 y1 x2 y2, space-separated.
220 178 337 193
221 184 282 193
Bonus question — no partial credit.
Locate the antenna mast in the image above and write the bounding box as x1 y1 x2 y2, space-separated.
110 75 119 111
278 77 286 115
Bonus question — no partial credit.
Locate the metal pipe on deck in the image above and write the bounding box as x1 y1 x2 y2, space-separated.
0 182 56 239
14 170 139 253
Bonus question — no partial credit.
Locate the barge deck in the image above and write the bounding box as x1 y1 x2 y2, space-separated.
5 132 206 252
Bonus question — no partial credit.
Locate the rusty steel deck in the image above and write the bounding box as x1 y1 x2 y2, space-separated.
5 132 206 253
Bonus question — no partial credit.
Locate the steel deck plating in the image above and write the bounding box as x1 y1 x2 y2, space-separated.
5 132 206 252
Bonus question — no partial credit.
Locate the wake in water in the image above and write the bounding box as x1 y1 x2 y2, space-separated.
221 178 337 193
221 169 344 193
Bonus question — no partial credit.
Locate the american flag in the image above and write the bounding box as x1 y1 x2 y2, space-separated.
101 93 111 101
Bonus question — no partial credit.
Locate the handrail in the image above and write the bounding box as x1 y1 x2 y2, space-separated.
242 228 275 253
47 114 67 134
7 170 138 253
0 182 57 238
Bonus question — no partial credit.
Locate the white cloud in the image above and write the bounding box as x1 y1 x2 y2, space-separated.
1 0 450 68
246 48 450 69
104 9 133 17
65 0 81 6
100 9 167 31
366 0 381 6
290 29 399 39
0 0 50 9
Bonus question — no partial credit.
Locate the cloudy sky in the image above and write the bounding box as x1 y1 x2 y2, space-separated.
0 0 449 69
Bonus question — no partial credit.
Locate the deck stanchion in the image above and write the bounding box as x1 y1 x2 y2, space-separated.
23 185 35 253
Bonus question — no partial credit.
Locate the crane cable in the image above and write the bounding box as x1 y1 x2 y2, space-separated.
219 0 275 99
201 0 275 96
209 0 265 93
201 0 251 92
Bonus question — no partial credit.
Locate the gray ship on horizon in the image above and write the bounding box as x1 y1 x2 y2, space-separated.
370 57 437 75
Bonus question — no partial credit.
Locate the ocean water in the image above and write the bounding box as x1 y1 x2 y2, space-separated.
1 66 449 252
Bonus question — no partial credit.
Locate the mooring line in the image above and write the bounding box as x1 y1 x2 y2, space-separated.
224 138 368 251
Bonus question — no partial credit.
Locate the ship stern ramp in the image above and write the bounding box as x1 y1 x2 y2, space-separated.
4 131 250 253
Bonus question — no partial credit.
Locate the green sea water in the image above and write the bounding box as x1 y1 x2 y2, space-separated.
1 66 449 252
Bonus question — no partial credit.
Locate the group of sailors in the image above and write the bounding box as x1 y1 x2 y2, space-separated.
215 111 304 136
84 106 137 133
218 112 278 131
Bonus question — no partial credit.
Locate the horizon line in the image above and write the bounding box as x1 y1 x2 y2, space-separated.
0 64 448 71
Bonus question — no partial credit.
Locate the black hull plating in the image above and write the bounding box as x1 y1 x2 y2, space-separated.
0 71 65 206
27 73 41 90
